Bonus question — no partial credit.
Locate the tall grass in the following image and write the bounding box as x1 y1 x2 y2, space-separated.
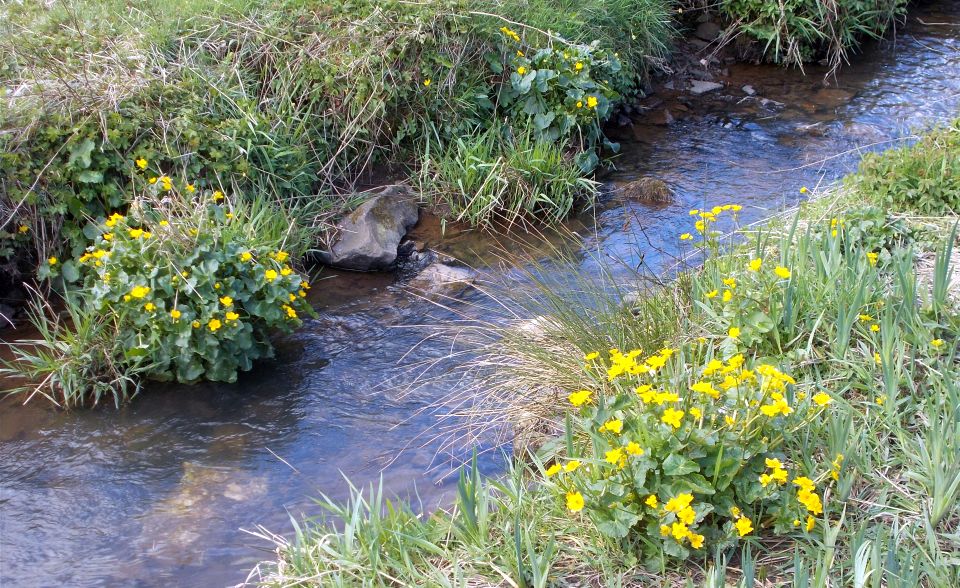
419 125 599 228
0 290 155 407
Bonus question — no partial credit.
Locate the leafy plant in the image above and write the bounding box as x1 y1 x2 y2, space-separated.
847 121 960 215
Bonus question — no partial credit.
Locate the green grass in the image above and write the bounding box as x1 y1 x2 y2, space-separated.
251 121 960 585
419 125 600 228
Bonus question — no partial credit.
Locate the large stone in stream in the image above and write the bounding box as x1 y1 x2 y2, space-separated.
317 185 420 271
614 176 674 203
694 21 722 42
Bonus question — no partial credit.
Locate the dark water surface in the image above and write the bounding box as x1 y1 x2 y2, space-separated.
2 3 960 586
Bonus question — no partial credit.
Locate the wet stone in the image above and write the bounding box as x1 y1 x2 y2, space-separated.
689 80 724 95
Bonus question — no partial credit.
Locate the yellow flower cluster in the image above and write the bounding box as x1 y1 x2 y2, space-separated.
759 457 788 487
656 493 705 548
499 26 521 42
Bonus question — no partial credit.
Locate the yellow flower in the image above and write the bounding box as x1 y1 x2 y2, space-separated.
576 100 583 108
148 177 157 184
128 228 144 239
545 463 562 477
274 251 289 263
870 324 880 332
208 318 222 332
689 533 705 549
159 220 169 227
670 522 689 541
931 338 944 348
664 493 694 513
706 289 718 299
724 415 736 426
283 305 298 319
568 389 593 406
135 157 148 170
170 309 182 320
793 477 816 493
748 257 762 272
678 506 696 525
517 66 527 75
48 256 58 265
225 311 239 321
722 290 733 302
191 320 201 328
600 418 623 434
728 326 740 339
625 442 643 456
219 296 233 307
812 392 832 406
660 525 670 536
575 61 584 70
735 517 753 536
799 186 808 194
516 50 523 57
186 183 196 193
689 407 702 419
130 285 150 299
143 302 156 312
240 251 253 262
280 267 293 277
866 252 878 266
586 96 598 108
645 494 658 508
806 515 816 531
605 448 624 465
18 224 29 233
774 266 792 279
875 395 885 405
722 277 737 289
423 78 431 87
858 314 874 322
212 190 224 202
584 351 599 360
563 460 581 473
680 233 693 241
123 295 131 302
265 269 278 282
874 352 882 366
691 381 719 399
566 491 585 512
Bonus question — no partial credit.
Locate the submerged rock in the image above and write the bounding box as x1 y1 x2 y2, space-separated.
408 263 476 294
317 185 420 271
614 176 674 203
689 80 724 95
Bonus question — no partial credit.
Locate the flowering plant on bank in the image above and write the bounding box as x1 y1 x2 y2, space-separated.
550 343 838 564
44 180 314 383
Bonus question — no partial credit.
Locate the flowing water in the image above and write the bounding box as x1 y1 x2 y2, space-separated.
2 3 960 586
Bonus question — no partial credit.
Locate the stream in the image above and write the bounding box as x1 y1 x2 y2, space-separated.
2 2 960 586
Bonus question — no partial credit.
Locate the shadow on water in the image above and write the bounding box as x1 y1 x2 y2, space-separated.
2 2 959 586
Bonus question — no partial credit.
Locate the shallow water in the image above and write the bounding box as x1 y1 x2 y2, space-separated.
2 3 960 586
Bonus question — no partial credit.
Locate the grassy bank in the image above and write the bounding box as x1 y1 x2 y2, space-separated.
0 0 917 402
250 122 960 585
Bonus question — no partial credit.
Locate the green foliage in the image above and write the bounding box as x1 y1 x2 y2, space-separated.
419 125 599 227
719 0 908 68
5 186 316 405
497 32 623 169
847 121 960 215
2 0 678 267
